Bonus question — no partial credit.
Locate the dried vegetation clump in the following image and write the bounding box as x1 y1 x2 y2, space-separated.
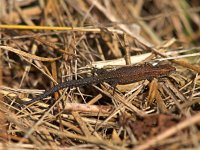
0 0 200 149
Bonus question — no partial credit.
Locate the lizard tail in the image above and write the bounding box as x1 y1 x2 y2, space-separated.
23 76 102 105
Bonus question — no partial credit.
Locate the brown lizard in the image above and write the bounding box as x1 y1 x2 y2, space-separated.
24 63 176 105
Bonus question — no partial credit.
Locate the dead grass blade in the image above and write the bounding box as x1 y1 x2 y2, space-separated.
0 46 61 62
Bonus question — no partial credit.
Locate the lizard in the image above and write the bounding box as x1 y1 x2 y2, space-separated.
24 63 176 105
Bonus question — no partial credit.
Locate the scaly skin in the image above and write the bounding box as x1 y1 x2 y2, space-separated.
24 63 176 105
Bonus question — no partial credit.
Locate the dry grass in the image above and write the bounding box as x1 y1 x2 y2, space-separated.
0 0 200 149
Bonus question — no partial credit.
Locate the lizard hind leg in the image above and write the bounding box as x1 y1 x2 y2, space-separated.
110 82 118 96
100 82 118 96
